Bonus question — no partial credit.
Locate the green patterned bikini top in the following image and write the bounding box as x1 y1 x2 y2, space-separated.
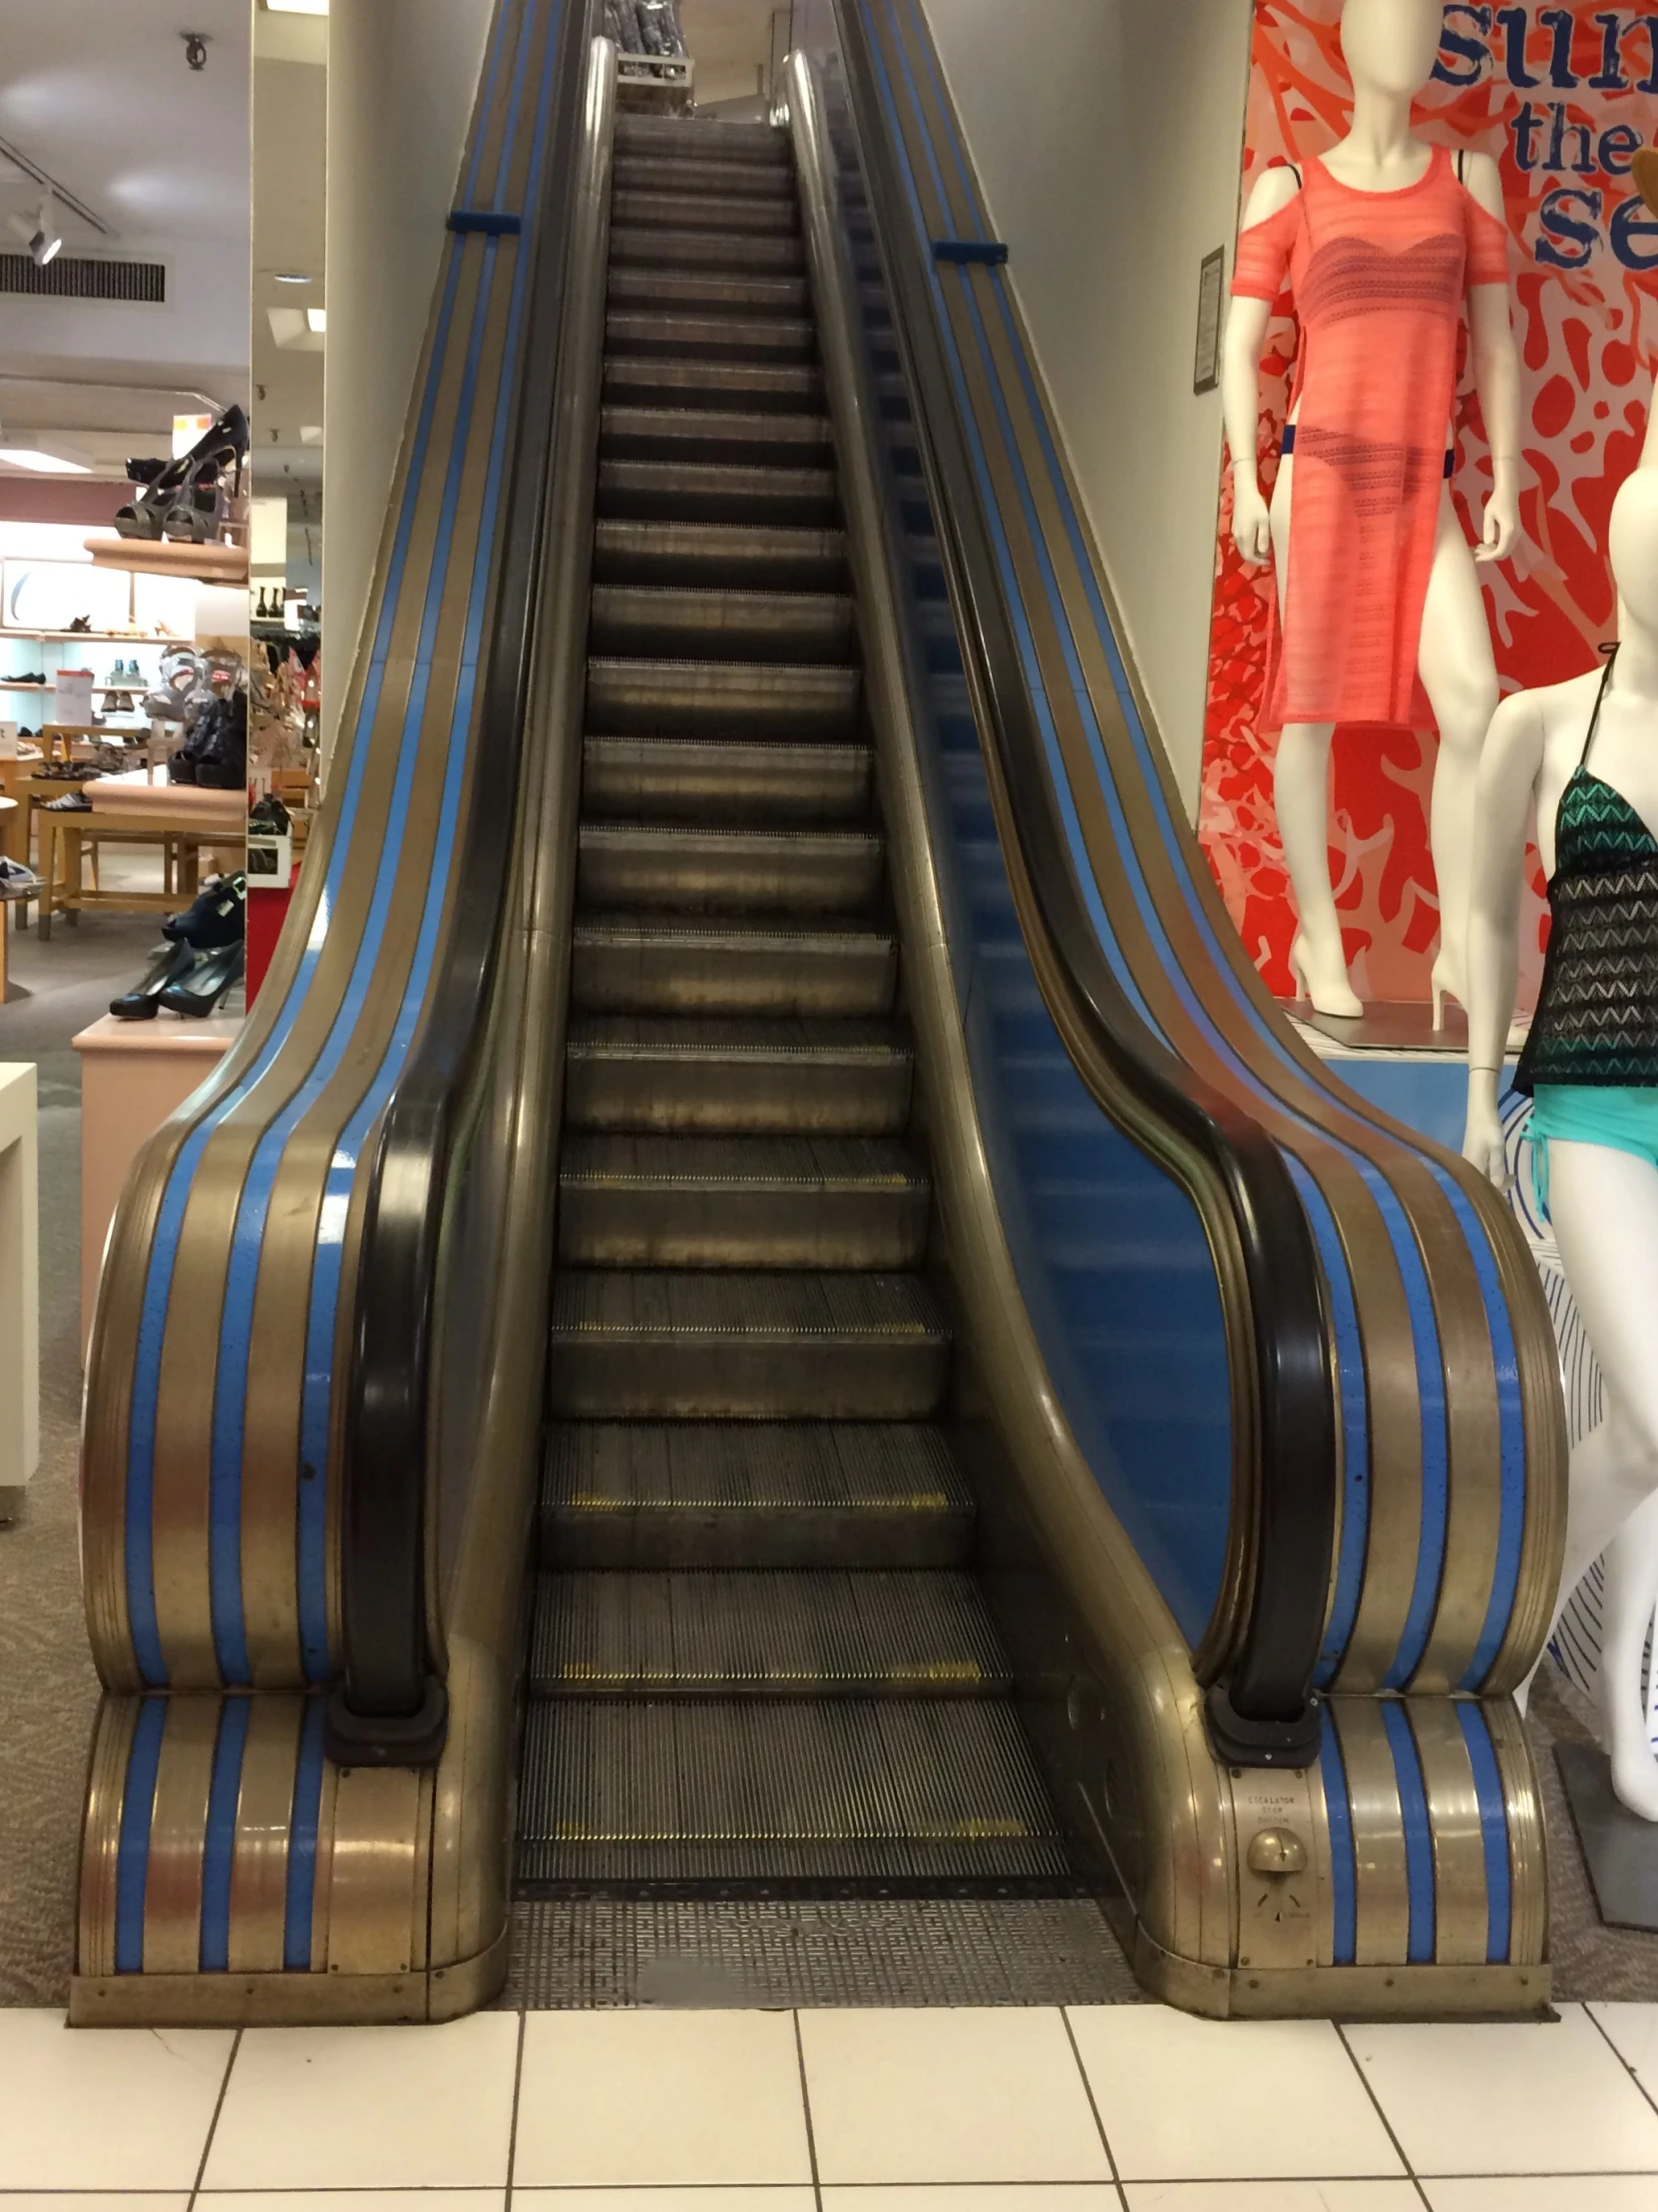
1515 652 1658 1094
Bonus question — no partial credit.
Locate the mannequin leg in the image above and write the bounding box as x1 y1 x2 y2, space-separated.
1267 450 1361 1017
1274 721 1361 1015
1601 1490 1658 1819
1546 1137 1658 1818
1416 492 1500 1025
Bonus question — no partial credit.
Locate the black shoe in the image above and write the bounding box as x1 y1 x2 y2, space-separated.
110 939 200 1020
159 938 243 1017
164 873 244 951
68 616 92 634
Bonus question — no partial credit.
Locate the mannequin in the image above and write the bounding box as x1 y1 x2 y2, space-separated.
1463 396 1658 1820
1221 0 1521 1020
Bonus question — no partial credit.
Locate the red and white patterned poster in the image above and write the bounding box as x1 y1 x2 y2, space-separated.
1200 2 1658 1007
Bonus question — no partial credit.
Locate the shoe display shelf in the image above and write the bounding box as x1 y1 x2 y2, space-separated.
86 538 248 587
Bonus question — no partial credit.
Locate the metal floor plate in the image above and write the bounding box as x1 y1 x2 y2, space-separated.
503 1895 1141 2007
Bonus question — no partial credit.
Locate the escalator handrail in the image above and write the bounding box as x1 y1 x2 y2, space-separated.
327 0 602 1763
829 4 1335 1757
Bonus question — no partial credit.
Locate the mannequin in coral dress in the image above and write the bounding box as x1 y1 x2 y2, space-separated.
1220 0 1521 1020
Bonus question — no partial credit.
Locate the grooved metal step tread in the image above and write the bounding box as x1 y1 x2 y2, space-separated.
571 912 897 1019
561 1132 926 1190
601 407 834 470
540 1419 972 1569
576 822 883 919
609 226 805 276
593 520 847 591
613 190 799 236
613 156 798 203
609 267 812 320
597 458 838 528
588 584 855 666
568 1014 911 1062
551 1268 946 1340
586 657 859 740
616 116 792 164
563 1013 914 1135
582 735 870 825
602 356 823 413
517 1699 1068 1886
607 309 815 362
527 1570 1009 1697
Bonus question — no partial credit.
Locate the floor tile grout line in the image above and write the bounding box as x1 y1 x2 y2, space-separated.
1333 2019 1433 2209
792 2006 823 2212
1058 2003 1127 2206
504 2006 529 2208
185 2022 241 2209
1584 1997 1658 2123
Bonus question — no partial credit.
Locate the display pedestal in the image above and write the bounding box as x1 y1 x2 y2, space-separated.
0 1064 39 1522
73 1014 236 1358
1294 998 1468 1054
1556 1740 1658 1932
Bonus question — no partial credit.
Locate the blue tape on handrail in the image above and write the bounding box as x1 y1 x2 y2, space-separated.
448 209 523 235
932 237 1007 265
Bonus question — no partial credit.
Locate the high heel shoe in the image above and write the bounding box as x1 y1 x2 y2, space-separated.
110 939 201 1020
159 938 244 1018
1288 932 1363 1020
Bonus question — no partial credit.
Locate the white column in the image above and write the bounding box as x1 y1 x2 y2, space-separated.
321 0 499 765
0 1063 39 1513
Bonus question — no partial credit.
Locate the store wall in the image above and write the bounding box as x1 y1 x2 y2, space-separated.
919 0 1252 817
322 0 497 760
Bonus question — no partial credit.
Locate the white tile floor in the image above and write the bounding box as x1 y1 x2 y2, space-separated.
1 2000 1656 2208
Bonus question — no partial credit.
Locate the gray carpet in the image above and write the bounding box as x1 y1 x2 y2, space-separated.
0 908 160 2005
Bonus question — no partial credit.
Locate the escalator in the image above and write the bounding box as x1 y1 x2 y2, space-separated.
522 114 1067 1890
72 0 1565 2028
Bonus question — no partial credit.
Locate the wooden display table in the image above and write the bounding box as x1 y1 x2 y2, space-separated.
38 788 242 939
0 798 14 1001
73 1013 237 1356
0 1063 39 1515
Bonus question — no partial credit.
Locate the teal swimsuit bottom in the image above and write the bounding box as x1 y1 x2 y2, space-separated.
1528 1085 1658 1217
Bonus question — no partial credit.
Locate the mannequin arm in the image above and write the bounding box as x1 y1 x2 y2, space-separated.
1463 151 1521 562
1222 166 1301 566
1462 689 1543 1185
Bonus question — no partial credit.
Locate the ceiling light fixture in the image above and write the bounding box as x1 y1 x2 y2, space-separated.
8 196 62 267
274 270 312 284
264 0 328 13
305 306 326 334
0 448 91 474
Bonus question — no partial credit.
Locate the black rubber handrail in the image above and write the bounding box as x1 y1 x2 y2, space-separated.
833 5 1335 1764
326 0 599 1767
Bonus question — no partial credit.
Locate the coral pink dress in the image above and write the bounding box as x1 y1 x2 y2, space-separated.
1230 145 1509 732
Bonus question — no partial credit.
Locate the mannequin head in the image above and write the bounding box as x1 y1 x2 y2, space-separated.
1610 466 1658 638
1339 0 1445 97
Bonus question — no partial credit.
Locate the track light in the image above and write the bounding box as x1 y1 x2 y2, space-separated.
9 197 62 267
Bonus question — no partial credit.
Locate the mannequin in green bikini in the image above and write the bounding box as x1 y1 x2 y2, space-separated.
1463 397 1658 1820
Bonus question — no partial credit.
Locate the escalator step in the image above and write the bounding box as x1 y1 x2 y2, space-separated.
593 519 848 592
609 224 805 277
588 583 853 664
527 1570 1009 1696
547 1268 949 1419
571 914 896 1017
607 308 815 363
582 736 870 824
601 405 834 469
597 457 838 528
564 1014 914 1134
617 116 792 166
613 190 799 237
586 657 859 740
613 154 797 202
517 1699 1068 1886
541 1419 971 1567
577 824 883 916
557 1133 930 1269
602 355 823 414
609 266 811 321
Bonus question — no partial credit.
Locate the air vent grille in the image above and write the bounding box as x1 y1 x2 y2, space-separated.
0 254 166 302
